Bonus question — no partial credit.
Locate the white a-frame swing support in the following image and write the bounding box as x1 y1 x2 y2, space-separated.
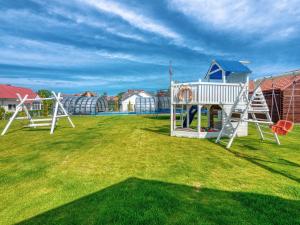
1 91 75 136
215 79 280 149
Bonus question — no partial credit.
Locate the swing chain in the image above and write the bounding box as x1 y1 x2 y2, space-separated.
285 78 296 124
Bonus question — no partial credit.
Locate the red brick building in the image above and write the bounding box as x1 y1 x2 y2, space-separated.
250 70 300 123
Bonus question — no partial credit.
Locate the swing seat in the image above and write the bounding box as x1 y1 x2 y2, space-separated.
271 120 294 135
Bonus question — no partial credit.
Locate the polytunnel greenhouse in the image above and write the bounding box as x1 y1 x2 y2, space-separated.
60 96 108 115
135 97 157 113
157 96 170 113
135 96 171 114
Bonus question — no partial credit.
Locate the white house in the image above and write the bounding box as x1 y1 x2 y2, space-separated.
120 90 152 112
0 84 41 112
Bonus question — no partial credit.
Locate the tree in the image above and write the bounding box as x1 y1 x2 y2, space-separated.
37 89 52 98
117 92 125 100
37 89 52 116
127 101 133 112
0 107 5 120
113 97 119 112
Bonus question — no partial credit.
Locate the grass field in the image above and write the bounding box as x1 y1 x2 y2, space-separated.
0 115 299 225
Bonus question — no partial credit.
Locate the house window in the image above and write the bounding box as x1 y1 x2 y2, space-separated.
8 104 16 110
32 102 41 110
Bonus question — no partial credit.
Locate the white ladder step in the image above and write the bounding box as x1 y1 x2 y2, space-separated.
56 115 68 118
251 103 268 106
249 108 269 111
32 118 52 122
243 119 273 124
15 117 29 120
252 98 266 101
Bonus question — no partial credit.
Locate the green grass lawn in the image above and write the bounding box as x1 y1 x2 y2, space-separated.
0 115 299 225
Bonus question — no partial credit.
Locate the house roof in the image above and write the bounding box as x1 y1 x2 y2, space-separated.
216 59 252 73
0 84 37 99
249 71 300 92
122 93 142 101
121 90 151 101
207 59 251 80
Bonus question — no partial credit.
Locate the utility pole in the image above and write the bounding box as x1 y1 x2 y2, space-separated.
169 60 173 86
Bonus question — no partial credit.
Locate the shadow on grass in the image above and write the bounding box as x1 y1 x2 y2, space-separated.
210 139 300 183
143 115 170 120
230 151 300 183
142 125 170 136
17 178 299 225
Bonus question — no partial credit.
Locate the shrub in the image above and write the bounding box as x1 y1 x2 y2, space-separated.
0 107 5 120
4 111 13 120
127 101 133 112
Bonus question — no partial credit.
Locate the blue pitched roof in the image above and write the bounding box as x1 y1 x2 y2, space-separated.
216 59 251 73
208 59 251 80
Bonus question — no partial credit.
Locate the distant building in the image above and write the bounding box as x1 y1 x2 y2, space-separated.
75 91 97 97
121 90 152 112
249 70 300 122
0 84 41 112
105 95 119 111
156 89 170 97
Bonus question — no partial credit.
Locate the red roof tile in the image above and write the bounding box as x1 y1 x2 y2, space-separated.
249 72 300 92
0 84 37 99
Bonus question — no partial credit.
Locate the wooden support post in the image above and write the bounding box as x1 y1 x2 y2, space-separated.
251 112 264 140
170 81 174 135
174 104 177 130
52 92 75 129
265 112 280 145
181 104 184 128
1 95 29 136
50 92 60 134
222 70 226 83
16 93 33 126
186 105 190 128
207 105 211 128
197 105 202 136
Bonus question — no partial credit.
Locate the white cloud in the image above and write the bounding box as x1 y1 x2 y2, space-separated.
0 74 161 89
168 0 300 40
252 63 300 78
0 35 159 66
81 0 228 56
45 6 147 42
82 0 182 40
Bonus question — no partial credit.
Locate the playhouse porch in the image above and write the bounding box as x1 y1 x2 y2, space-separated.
170 80 249 139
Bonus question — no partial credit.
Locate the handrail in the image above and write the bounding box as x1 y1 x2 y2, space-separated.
172 81 247 104
172 81 242 87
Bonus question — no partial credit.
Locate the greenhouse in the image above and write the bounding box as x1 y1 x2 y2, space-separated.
60 96 108 115
157 96 170 113
135 96 171 114
135 97 157 113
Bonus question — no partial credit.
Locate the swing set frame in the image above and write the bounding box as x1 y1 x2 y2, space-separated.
1 91 75 136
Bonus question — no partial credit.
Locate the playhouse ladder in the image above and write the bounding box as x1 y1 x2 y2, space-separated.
215 81 280 149
247 87 280 145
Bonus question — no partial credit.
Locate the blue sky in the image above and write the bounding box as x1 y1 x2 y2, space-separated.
0 0 299 94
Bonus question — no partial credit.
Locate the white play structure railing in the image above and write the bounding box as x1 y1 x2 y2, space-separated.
172 81 245 105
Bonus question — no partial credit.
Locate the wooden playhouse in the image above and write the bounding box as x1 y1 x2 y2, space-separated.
170 59 280 149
